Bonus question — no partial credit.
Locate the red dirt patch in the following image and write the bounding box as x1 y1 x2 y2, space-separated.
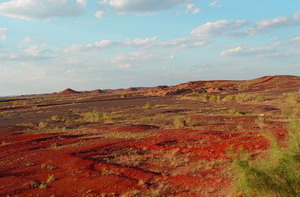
0 122 282 196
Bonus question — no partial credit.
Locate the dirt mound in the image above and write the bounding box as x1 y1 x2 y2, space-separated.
58 88 80 95
248 75 300 89
146 75 300 96
90 89 105 94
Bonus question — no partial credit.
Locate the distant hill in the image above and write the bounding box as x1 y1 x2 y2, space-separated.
55 75 300 96
58 88 80 95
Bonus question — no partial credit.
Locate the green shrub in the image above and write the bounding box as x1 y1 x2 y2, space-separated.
144 102 152 109
39 182 47 189
120 93 128 98
232 118 300 196
38 121 49 129
255 95 266 102
235 93 254 103
281 93 299 119
199 93 209 102
227 108 243 115
47 174 56 183
209 95 221 103
282 93 299 104
173 116 187 129
222 95 236 102
282 105 299 119
83 111 104 122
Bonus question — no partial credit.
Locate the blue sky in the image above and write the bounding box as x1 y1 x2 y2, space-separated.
0 0 300 96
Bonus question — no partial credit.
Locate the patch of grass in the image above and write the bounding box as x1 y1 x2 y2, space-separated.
38 121 49 129
226 108 244 115
25 162 36 167
50 115 61 121
0 141 10 146
235 93 255 103
281 93 299 119
143 102 152 109
30 181 47 189
41 164 56 170
222 95 236 102
154 104 168 108
102 132 153 139
199 93 209 102
39 182 47 189
209 95 221 103
83 111 104 122
254 95 266 102
47 174 56 183
282 92 299 104
282 102 299 119
255 116 266 128
120 93 128 98
232 118 300 196
173 116 187 129
101 168 118 176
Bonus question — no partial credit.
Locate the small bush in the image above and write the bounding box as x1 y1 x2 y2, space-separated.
39 182 47 189
173 116 187 129
38 121 49 129
25 162 35 167
281 93 299 119
83 111 104 122
222 95 236 102
209 95 221 103
199 93 209 102
120 93 128 98
47 174 56 183
282 92 299 104
235 93 255 103
227 108 243 115
144 102 152 109
255 95 266 102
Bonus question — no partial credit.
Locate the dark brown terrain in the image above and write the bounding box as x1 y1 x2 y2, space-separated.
0 75 299 196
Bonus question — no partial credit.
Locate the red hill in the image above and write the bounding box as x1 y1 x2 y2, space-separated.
58 88 80 95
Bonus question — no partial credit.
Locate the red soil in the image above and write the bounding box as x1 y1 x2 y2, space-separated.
0 121 285 196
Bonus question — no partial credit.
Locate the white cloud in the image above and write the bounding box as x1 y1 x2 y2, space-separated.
186 4 200 14
0 0 87 21
64 40 118 53
65 36 207 53
292 36 300 41
160 37 208 48
118 63 131 69
191 19 247 37
22 37 40 43
95 10 105 19
124 37 158 47
249 12 300 34
220 46 275 57
65 37 158 52
21 44 51 56
0 27 7 40
98 0 191 14
209 1 220 7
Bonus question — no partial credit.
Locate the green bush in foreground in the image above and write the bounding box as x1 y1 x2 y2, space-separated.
232 119 300 196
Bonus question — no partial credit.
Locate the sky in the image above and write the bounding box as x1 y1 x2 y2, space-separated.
0 0 300 96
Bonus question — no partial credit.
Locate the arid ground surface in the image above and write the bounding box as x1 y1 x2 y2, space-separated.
0 75 299 196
